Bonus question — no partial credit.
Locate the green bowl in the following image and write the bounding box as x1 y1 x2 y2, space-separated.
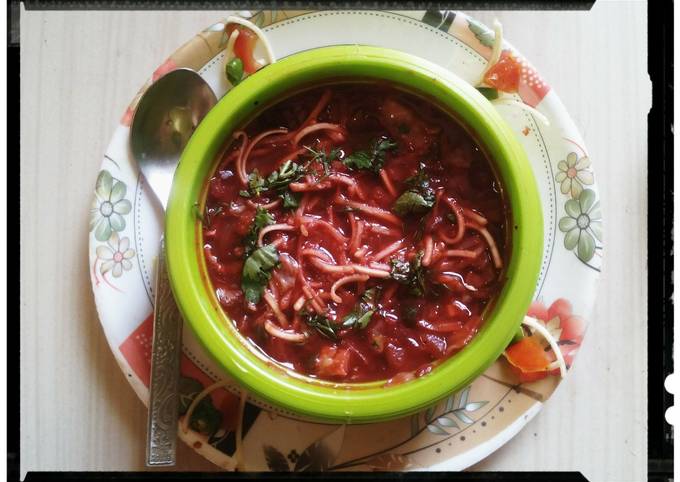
166 45 543 423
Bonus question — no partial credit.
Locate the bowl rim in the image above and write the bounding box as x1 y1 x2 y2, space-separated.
166 45 543 423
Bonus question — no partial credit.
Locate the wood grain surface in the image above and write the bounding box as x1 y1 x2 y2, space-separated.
19 2 649 480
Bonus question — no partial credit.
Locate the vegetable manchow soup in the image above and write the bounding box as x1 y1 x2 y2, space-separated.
201 83 509 383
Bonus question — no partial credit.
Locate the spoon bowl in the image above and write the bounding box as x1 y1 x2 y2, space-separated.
131 68 217 209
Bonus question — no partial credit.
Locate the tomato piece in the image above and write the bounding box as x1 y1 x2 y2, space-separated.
483 50 521 93
504 335 552 382
316 346 350 378
384 342 407 370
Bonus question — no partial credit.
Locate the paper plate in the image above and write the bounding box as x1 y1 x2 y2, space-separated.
89 10 602 471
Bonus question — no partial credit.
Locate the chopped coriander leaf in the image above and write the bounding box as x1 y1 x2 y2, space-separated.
192 202 205 223
266 160 306 192
304 145 340 175
243 207 275 257
389 251 427 297
247 170 267 197
392 163 435 217
392 191 433 217
342 287 381 330
280 190 301 210
226 57 244 86
192 203 222 228
388 259 411 284
241 244 279 304
343 137 397 173
304 313 339 340
403 306 419 325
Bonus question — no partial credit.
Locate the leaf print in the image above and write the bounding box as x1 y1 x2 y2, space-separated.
458 386 470 409
453 409 475 424
437 416 459 428
263 445 290 472
467 18 495 47
424 405 436 423
410 413 420 437
445 393 455 411
426 423 448 435
464 401 488 412
251 11 265 27
218 30 229 49
364 453 420 471
204 22 226 32
422 9 455 31
293 425 346 472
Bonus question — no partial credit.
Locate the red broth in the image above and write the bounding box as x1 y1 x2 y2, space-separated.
202 83 508 383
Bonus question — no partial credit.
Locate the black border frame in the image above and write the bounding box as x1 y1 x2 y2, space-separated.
9 1 671 481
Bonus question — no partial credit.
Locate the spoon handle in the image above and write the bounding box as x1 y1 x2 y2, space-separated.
146 236 183 466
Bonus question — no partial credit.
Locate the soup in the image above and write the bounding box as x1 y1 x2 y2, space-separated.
201 83 508 383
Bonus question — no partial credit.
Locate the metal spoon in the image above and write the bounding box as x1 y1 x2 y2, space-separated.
130 68 217 466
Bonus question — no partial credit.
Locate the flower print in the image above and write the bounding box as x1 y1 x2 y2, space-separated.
505 299 585 382
90 170 132 242
555 152 594 199
558 189 602 262
96 233 135 278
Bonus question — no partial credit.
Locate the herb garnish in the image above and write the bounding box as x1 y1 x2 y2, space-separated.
280 190 300 209
389 251 427 297
241 244 279 305
303 313 339 340
304 145 340 175
240 170 267 198
341 287 381 330
343 137 397 173
192 202 223 228
392 163 436 217
239 160 306 209
243 207 275 258
226 57 244 86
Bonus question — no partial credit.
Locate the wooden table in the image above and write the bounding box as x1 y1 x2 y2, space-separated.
19 2 649 480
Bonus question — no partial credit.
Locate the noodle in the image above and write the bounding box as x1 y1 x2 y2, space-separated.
330 274 369 303
233 131 249 185
343 200 403 227
292 122 345 146
301 88 332 126
240 128 289 184
264 319 306 342
421 235 434 266
263 291 289 327
257 223 295 247
468 222 503 269
371 238 405 262
462 207 488 226
379 168 397 197
440 197 466 244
